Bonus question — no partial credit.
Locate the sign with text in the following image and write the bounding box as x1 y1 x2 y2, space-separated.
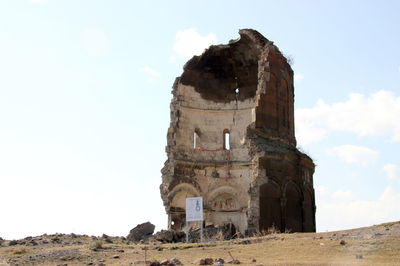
185 197 203 222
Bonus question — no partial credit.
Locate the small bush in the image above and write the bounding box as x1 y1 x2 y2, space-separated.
212 231 225 241
12 248 27 255
90 240 103 250
255 225 280 237
284 228 292 234
9 240 18 246
268 225 280 234
104 238 113 243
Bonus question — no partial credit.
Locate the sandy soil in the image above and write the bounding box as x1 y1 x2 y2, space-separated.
1 221 399 265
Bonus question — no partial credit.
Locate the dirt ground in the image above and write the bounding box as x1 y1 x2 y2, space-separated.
1 221 399 265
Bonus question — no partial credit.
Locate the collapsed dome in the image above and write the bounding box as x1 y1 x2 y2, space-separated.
180 36 260 102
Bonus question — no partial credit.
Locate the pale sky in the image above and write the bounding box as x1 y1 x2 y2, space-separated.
1 0 399 239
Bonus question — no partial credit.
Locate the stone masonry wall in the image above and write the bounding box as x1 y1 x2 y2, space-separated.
161 29 315 235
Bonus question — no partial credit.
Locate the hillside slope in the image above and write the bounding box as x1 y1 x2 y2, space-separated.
1 221 399 265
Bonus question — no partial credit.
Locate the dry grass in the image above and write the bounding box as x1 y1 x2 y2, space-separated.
89 240 103 250
0 222 399 265
10 248 27 255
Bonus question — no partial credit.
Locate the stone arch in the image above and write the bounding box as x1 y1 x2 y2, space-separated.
303 187 315 232
284 181 303 232
206 186 244 232
168 183 200 230
210 192 239 212
259 180 282 232
210 193 238 211
207 186 239 211
168 183 201 208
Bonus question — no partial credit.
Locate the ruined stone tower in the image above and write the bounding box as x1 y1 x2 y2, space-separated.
161 29 315 234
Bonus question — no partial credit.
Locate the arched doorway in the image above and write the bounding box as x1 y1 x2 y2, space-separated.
168 184 199 230
259 181 282 232
303 189 315 232
284 182 302 232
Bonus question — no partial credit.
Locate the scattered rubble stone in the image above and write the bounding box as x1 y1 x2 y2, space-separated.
339 240 346 245
169 257 182 265
9 240 19 246
156 258 181 265
132 261 148 265
127 222 155 242
188 223 238 242
152 230 185 243
204 258 215 265
26 240 38 246
112 255 120 259
1 220 398 265
104 238 113 243
52 237 61 243
153 230 173 242
194 258 214 265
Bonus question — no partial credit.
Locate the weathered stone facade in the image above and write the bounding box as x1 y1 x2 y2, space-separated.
160 29 316 234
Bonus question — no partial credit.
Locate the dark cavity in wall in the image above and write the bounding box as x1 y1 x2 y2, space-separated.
180 39 259 102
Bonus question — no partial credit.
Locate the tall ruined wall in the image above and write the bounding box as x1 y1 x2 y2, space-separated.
161 29 315 234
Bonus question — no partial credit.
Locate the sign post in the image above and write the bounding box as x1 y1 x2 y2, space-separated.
186 197 204 243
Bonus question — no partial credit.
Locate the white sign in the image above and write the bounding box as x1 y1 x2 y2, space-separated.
186 197 203 222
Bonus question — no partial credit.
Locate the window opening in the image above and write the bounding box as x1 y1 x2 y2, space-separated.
193 129 200 149
223 129 230 150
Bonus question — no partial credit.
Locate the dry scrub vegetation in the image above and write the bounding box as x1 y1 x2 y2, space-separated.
0 221 399 265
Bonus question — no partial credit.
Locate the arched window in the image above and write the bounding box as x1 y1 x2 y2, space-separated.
193 128 200 149
223 129 230 150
